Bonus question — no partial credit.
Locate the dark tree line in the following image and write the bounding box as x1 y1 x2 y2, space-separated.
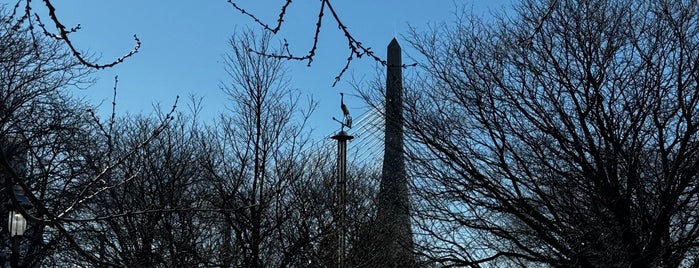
5 0 699 267
0 8 380 265
403 0 699 267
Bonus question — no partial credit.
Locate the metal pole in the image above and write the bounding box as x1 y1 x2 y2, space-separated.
331 130 353 268
10 237 19 268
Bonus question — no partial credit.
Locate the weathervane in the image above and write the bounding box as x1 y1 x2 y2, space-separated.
329 92 354 268
332 92 353 130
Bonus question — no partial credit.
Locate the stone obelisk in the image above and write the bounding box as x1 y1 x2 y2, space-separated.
374 38 415 267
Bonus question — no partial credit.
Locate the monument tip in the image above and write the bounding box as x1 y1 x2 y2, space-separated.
389 38 400 48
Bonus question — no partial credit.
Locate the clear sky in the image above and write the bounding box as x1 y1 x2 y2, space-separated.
17 0 513 139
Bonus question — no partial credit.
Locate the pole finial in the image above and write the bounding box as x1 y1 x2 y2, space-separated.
332 92 353 130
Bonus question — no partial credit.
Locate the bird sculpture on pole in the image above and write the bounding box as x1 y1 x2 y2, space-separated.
333 92 353 129
340 93 349 117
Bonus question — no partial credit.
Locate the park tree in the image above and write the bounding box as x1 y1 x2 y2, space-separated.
198 29 383 267
403 0 699 267
0 6 183 266
1 4 381 263
53 113 211 267
0 6 95 266
202 30 320 267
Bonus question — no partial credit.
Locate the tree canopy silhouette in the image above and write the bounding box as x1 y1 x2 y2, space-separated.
405 0 699 266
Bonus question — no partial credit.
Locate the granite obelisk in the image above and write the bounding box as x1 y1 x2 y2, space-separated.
374 38 415 267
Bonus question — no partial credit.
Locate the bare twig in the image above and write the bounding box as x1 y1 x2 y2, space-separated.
29 0 141 69
228 0 417 86
520 0 558 45
227 0 292 34
61 95 180 219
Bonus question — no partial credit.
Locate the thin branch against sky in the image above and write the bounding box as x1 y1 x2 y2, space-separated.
9 0 513 138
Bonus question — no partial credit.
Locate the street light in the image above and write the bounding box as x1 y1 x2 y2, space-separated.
8 210 25 267
2 134 32 267
9 185 32 235
7 185 31 268
7 211 26 237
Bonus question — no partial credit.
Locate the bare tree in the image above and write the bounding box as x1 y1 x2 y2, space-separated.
0 6 95 266
52 113 210 267
203 29 319 267
0 2 408 266
194 29 383 267
0 8 185 266
403 0 699 267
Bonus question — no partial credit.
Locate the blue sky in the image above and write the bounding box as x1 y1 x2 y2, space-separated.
21 0 512 138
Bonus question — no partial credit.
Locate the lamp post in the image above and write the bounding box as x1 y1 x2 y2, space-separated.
8 210 26 268
3 134 32 267
7 185 31 268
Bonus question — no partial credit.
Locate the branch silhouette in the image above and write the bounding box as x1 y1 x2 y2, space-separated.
15 0 141 69
21 0 433 83
228 0 417 86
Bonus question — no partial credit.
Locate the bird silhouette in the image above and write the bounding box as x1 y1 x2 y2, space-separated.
340 93 349 117
340 93 352 128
